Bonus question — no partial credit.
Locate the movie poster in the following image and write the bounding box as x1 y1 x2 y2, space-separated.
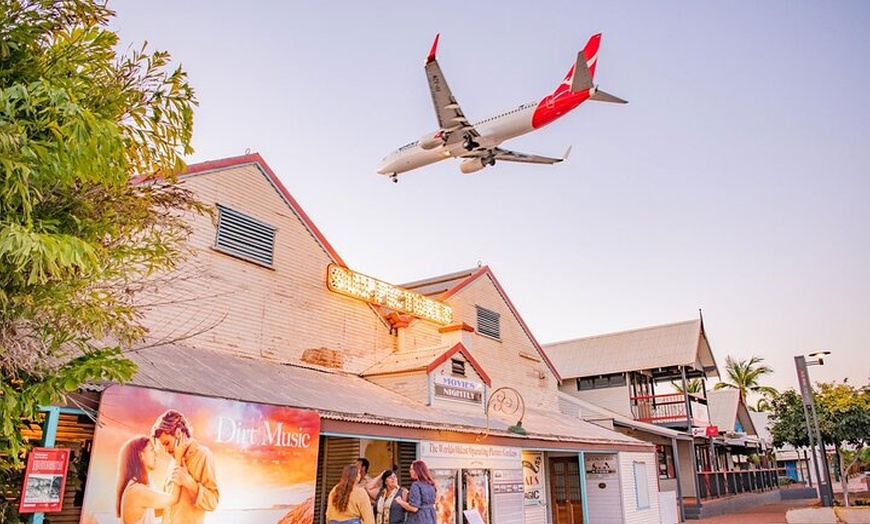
431 469 457 524
462 469 490 524
81 385 320 524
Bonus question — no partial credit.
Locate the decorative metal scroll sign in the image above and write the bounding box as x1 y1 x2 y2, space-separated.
486 386 527 435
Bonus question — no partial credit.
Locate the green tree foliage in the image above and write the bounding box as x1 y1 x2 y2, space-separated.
671 377 704 394
769 389 811 449
0 0 202 500
769 383 870 506
714 355 778 403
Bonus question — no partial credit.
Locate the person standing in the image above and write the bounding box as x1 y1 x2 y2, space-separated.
396 460 436 524
374 469 407 524
151 409 219 524
327 464 375 524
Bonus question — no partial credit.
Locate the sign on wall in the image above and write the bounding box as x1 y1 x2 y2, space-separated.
81 385 320 524
585 453 617 478
422 441 521 469
18 447 71 513
433 375 484 405
521 451 544 506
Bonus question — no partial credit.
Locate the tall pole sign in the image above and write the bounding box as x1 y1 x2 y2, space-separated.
794 355 834 507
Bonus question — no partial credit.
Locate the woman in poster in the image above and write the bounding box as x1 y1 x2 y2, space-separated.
396 460 436 524
115 436 179 524
327 464 375 524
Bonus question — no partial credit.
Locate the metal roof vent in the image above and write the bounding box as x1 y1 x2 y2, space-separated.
214 204 276 267
476 305 500 340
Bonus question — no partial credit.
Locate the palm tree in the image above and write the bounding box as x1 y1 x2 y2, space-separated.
714 355 778 402
751 395 774 412
672 378 704 395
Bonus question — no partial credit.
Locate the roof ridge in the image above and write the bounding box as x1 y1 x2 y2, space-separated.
543 318 700 347
401 269 480 289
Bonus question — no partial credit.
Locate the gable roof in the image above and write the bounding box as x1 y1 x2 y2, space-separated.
707 389 758 436
543 317 719 379
402 266 561 382
181 153 346 267
749 411 773 446
361 342 492 386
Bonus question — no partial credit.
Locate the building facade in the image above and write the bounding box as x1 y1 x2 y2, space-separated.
26 154 663 524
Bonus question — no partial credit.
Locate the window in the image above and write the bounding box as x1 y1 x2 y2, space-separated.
476 306 500 339
576 373 626 391
451 359 466 376
633 461 651 509
656 444 675 479
214 204 276 267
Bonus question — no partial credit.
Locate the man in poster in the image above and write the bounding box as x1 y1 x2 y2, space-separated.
151 409 219 523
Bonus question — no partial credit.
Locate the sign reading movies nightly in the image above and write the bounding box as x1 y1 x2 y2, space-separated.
81 385 321 524
433 375 484 405
18 447 71 513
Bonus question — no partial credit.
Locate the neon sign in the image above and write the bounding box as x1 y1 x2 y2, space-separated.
326 264 452 325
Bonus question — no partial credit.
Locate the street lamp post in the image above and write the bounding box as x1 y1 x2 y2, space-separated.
794 351 834 507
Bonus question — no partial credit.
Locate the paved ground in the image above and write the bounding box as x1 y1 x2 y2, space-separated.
695 475 870 523
696 498 818 524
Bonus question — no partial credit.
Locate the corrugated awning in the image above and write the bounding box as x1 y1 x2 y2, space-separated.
114 344 648 450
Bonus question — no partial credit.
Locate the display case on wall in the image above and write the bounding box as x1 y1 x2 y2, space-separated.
462 469 491 524
432 469 458 524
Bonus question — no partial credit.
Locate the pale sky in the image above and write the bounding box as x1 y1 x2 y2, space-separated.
111 2 870 393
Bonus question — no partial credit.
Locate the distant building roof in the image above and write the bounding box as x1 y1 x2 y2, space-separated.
707 389 757 437
749 411 773 447
543 318 719 379
707 389 741 432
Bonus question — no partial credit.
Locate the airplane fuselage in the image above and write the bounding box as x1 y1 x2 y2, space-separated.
378 88 591 175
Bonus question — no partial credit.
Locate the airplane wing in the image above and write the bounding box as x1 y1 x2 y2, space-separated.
486 146 570 165
425 34 480 146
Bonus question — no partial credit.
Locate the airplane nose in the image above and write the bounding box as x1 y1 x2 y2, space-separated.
376 158 393 175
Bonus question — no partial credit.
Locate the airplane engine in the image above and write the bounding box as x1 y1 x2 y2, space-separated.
418 133 444 150
459 158 486 174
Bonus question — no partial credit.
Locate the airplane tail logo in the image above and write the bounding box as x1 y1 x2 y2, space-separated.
543 33 601 106
532 33 625 129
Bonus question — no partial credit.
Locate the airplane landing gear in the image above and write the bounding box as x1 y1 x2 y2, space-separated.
463 133 479 151
390 174 398 184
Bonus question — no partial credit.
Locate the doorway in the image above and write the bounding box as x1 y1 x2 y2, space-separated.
549 456 583 524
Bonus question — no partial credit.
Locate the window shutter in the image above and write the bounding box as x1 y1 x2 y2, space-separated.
214 204 276 267
476 306 500 339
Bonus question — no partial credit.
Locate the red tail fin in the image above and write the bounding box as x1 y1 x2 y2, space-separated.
581 33 602 80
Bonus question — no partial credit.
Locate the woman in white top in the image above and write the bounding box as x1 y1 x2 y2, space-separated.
115 436 179 524
374 469 408 524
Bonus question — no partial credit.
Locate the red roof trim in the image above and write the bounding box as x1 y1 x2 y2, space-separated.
427 343 492 386
439 266 562 383
181 153 346 267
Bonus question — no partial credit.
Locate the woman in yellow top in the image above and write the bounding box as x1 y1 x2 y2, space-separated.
327 464 376 524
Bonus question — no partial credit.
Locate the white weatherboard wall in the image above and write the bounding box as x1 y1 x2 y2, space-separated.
584 452 623 524
619 452 661 524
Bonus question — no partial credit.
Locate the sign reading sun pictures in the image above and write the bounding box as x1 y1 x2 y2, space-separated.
326 263 453 324
81 385 321 524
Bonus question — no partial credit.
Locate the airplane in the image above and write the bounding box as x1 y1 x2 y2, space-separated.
377 33 627 182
